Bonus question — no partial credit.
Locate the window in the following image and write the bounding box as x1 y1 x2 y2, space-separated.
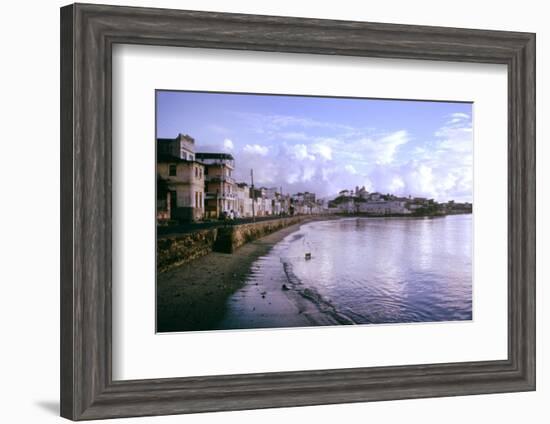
169 164 177 176
195 167 198 178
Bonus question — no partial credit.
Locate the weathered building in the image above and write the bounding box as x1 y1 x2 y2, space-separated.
156 153 205 222
157 133 197 161
196 152 236 219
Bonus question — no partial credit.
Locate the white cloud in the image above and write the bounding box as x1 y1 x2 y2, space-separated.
285 144 315 161
224 111 472 202
450 112 470 120
310 143 333 160
243 144 269 156
352 113 472 201
388 176 405 192
360 130 410 165
447 111 471 124
222 138 234 152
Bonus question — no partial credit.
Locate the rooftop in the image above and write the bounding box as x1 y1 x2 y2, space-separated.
157 134 195 144
196 152 235 160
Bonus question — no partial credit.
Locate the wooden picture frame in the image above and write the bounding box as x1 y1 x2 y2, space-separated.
60 3 535 420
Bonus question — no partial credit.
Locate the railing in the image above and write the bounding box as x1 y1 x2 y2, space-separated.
199 159 235 168
205 192 237 199
205 175 235 184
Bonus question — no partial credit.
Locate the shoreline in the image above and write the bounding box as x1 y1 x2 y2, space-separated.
157 214 469 332
157 219 320 332
158 211 472 238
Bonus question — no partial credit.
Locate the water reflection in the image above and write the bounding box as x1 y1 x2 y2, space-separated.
220 215 472 329
281 215 472 324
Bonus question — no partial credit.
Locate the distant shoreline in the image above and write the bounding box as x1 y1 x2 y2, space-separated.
330 211 472 218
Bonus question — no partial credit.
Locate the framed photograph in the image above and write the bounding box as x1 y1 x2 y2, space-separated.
60 3 535 420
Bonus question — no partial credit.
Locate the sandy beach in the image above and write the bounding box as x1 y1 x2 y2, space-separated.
157 219 323 332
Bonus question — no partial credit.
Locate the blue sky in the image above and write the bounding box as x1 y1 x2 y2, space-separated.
157 91 473 202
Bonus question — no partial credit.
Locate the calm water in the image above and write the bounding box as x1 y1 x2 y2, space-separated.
219 215 472 329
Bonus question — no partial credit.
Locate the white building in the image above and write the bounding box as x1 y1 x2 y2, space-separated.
336 199 356 213
235 183 254 218
358 200 411 215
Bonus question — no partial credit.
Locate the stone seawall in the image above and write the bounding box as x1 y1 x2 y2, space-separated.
157 228 218 273
213 217 305 254
157 217 307 273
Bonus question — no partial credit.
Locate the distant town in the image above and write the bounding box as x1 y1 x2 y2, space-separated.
157 133 472 225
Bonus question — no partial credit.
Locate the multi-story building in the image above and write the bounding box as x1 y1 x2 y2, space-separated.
235 182 254 218
157 133 197 161
303 192 316 204
156 152 205 222
196 152 236 218
290 191 317 214
278 194 291 215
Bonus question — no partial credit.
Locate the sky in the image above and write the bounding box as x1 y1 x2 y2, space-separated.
156 91 473 202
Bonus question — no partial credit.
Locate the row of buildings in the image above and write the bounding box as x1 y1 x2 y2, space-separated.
157 134 472 224
156 134 322 223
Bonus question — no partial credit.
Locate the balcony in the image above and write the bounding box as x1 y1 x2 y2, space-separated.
198 158 235 169
205 192 237 200
205 175 235 184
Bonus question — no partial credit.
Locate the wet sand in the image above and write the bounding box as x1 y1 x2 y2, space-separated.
215 254 343 330
157 220 320 332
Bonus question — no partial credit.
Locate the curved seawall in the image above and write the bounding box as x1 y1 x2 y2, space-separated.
157 216 307 273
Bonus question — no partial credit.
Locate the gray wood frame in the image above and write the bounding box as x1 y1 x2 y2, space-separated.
60 3 536 420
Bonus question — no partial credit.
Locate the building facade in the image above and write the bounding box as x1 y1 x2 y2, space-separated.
235 183 254 218
196 153 236 219
156 155 205 222
357 200 411 215
157 133 197 161
157 135 205 223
